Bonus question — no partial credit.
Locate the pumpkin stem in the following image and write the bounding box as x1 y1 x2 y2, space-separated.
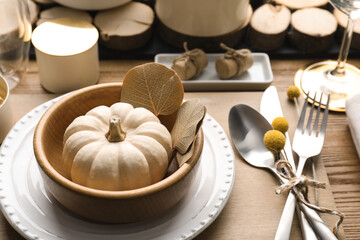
106 115 126 142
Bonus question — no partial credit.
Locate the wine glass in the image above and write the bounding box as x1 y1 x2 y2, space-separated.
294 0 360 112
0 0 31 90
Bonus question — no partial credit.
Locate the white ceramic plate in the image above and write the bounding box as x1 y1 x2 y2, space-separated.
155 53 273 91
0 97 235 240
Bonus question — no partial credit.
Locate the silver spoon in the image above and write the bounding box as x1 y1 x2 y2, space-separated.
228 104 336 240
228 103 289 184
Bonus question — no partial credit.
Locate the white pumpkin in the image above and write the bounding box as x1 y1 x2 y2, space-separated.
62 102 172 191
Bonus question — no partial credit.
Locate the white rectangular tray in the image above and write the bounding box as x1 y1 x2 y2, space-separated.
155 53 273 91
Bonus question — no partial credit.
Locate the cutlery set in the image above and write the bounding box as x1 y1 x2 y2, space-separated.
229 86 335 240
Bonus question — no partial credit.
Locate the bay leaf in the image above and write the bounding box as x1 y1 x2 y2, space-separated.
171 99 206 154
120 63 184 116
176 139 195 167
166 154 179 177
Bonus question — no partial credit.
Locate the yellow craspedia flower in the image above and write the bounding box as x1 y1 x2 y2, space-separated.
287 85 300 100
263 130 286 153
272 117 289 134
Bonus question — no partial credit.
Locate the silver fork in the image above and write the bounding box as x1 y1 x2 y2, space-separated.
275 93 338 240
293 92 329 176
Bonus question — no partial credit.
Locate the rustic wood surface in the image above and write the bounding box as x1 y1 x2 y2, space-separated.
1 59 360 239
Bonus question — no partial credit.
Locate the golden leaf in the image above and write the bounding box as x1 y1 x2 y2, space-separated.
158 110 178 132
171 99 206 155
120 63 184 116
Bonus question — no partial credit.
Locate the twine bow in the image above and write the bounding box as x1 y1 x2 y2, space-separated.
172 42 203 76
220 43 252 75
275 160 344 235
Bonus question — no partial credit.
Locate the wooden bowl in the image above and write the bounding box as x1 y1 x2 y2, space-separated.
33 83 203 223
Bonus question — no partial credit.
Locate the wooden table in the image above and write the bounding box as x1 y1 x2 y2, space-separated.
1 59 360 239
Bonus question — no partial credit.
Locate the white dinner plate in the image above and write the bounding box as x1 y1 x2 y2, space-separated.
0 97 235 240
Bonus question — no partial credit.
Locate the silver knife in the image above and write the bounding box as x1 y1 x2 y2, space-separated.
260 86 296 174
260 86 317 240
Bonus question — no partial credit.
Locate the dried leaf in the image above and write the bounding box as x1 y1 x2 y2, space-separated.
165 154 179 177
171 99 206 154
176 140 196 167
120 63 184 116
158 109 179 132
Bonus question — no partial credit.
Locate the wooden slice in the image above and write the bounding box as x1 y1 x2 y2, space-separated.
275 0 329 10
156 5 253 52
334 9 360 51
94 2 154 51
246 3 291 51
288 8 337 53
36 6 92 26
250 0 265 10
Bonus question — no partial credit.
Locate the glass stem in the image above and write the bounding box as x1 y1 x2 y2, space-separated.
331 16 355 77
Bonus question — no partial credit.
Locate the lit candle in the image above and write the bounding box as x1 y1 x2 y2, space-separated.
32 18 99 93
